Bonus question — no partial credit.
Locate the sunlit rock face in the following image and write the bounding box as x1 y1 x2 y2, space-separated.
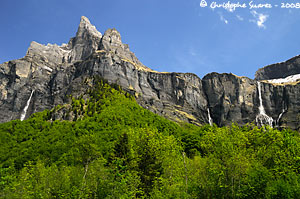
0 16 102 122
1 16 300 131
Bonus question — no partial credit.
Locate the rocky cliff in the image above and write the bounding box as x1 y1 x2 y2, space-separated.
255 55 300 80
1 16 300 130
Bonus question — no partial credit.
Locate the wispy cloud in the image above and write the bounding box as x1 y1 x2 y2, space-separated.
218 12 228 24
189 47 197 56
236 15 243 21
250 11 268 29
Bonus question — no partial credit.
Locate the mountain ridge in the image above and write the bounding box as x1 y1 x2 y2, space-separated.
1 16 300 130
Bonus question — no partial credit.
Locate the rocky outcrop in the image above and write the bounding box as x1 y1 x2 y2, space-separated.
74 50 209 125
68 16 102 62
1 16 300 131
202 73 257 126
255 55 300 80
0 16 101 123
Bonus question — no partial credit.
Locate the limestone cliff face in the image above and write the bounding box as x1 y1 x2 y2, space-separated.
0 16 99 123
255 55 300 80
202 73 257 126
74 47 209 125
0 16 210 125
259 82 300 130
1 16 300 130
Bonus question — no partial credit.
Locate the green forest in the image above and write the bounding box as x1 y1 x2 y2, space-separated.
1 78 300 198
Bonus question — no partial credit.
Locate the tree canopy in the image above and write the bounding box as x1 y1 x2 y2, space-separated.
1 78 300 198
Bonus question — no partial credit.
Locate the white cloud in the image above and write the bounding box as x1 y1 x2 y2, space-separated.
250 11 268 29
225 6 234 13
221 15 229 24
236 15 244 21
218 12 229 24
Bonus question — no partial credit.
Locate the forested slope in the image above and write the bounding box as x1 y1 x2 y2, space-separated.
1 78 300 198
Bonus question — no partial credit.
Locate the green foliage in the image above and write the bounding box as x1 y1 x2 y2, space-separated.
1 78 300 198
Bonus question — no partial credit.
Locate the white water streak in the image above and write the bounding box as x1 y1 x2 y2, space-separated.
276 109 285 127
20 90 34 121
255 82 273 127
207 108 213 126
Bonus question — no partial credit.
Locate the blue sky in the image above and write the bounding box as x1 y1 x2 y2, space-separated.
1 0 300 78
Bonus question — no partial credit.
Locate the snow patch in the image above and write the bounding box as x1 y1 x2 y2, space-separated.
42 65 53 72
266 74 300 84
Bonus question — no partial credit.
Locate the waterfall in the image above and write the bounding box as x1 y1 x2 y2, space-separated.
257 82 265 114
20 90 34 121
255 82 273 127
276 109 285 127
207 108 213 126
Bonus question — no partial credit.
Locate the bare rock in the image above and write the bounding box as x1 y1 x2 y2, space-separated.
255 55 300 80
1 16 300 131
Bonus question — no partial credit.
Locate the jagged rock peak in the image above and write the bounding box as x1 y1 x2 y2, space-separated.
76 16 102 39
26 41 45 55
99 28 155 72
22 16 103 67
101 28 122 48
68 16 102 61
26 41 70 55
25 41 71 67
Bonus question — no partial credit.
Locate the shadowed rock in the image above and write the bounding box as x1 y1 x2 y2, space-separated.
255 55 300 80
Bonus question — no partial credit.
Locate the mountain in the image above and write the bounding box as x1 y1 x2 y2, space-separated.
1 16 300 130
2 75 300 198
2 16 300 198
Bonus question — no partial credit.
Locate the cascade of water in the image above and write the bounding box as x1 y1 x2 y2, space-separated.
276 109 285 127
20 90 34 121
276 100 286 127
255 82 273 127
207 108 213 126
257 82 265 114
